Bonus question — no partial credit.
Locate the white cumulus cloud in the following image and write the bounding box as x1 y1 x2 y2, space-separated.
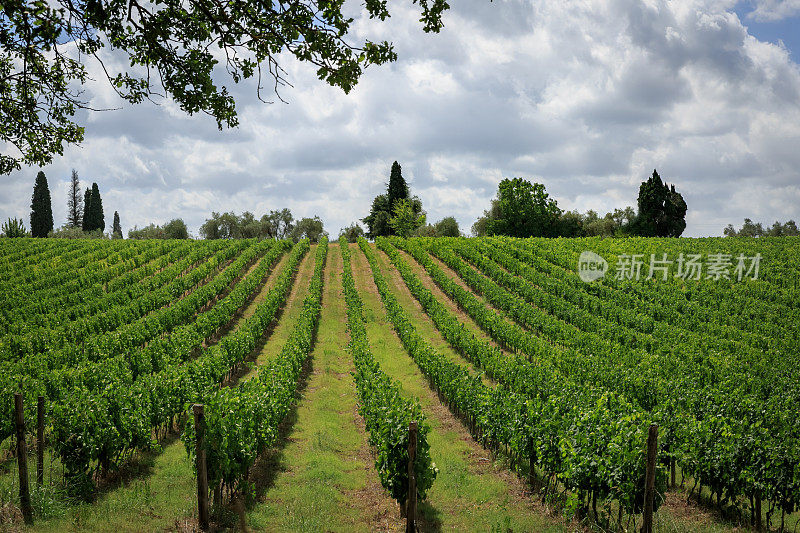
2 0 799 237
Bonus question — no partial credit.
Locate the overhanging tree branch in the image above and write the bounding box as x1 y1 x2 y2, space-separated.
0 0 451 174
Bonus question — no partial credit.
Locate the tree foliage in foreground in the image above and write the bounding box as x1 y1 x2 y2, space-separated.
0 0 451 174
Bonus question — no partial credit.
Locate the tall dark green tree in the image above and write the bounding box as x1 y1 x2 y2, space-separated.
30 170 54 237
363 161 423 238
86 182 105 232
387 161 409 210
81 187 92 231
112 211 122 238
630 170 686 237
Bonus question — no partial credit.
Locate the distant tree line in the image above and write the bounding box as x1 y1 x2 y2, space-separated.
128 219 190 239
471 170 687 238
199 210 328 242
415 216 461 237
724 219 799 237
16 164 796 243
557 208 637 238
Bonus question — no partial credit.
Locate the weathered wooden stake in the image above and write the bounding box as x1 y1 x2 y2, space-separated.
755 495 763 531
37 395 44 486
193 404 209 531
528 436 536 490
642 424 658 533
406 421 418 533
14 393 33 524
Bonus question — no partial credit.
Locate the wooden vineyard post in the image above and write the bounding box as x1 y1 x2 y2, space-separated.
14 393 33 524
642 424 658 533
528 436 536 490
193 404 209 531
755 495 763 531
406 421 418 533
37 395 44 486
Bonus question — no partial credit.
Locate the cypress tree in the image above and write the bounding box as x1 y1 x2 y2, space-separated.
30 171 54 237
82 187 92 231
113 211 122 238
632 170 687 237
67 169 83 228
387 161 409 210
88 182 105 231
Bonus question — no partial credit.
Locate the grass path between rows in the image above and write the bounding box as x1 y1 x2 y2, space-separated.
245 244 399 532
240 248 315 379
394 248 509 356
423 249 537 341
350 243 567 533
17 244 304 533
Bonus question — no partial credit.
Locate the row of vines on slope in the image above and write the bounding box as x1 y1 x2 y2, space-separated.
339 237 436 506
182 238 327 497
1 239 268 442
365 237 665 519
47 240 300 493
408 236 798 523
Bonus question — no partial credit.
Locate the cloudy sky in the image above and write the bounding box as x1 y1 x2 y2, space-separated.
2 0 800 237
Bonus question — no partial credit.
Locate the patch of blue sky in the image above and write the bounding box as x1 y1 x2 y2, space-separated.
733 3 800 63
